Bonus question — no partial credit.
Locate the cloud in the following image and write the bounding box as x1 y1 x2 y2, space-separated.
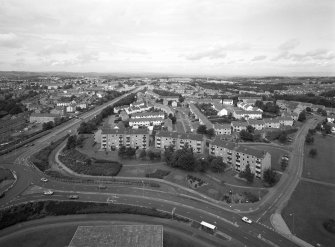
0 32 22 48
47 51 100 67
251 55 267 61
38 42 72 56
185 46 227 60
278 39 300 51
272 49 335 62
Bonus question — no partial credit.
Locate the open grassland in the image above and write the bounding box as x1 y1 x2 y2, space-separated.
282 181 335 247
303 134 335 184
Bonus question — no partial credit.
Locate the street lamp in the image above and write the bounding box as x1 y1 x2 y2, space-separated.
289 213 295 235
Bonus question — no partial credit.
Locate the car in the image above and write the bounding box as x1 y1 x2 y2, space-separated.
68 195 79 199
242 217 252 224
43 190 54 195
40 178 48 182
98 184 107 189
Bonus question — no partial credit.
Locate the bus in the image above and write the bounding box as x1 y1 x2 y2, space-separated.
200 221 217 233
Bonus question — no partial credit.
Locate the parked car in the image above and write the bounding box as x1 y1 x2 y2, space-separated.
242 217 252 224
43 190 54 195
40 178 48 182
67 195 79 199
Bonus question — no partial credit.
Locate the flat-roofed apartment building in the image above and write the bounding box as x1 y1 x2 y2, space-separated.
209 138 271 178
155 131 204 153
101 128 149 150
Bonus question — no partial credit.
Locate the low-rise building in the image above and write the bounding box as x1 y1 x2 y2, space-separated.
101 128 149 150
155 131 204 153
247 119 265 130
29 113 59 123
131 111 165 119
129 117 163 127
209 138 271 179
214 123 232 135
231 121 248 132
263 118 280 129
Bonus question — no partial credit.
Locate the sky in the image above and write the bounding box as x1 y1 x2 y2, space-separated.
0 0 334 76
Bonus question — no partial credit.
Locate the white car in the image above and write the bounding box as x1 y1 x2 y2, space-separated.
43 190 54 195
40 178 48 182
242 217 252 224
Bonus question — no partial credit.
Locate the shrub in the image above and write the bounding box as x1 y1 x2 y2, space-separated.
323 219 335 234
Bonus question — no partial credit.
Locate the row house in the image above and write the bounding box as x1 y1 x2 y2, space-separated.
238 97 262 104
233 110 262 120
214 123 232 135
231 121 249 132
126 105 151 114
263 118 280 129
129 117 163 127
277 116 294 126
209 138 271 179
131 111 165 119
101 128 149 150
221 99 234 105
247 119 265 130
114 105 130 113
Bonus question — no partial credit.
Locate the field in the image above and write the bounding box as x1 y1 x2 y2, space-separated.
282 181 335 247
303 134 335 184
240 144 290 171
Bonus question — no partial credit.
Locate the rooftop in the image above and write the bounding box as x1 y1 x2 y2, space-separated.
68 225 163 247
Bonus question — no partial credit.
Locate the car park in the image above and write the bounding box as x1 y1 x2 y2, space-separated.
40 178 48 182
242 216 252 224
43 190 54 195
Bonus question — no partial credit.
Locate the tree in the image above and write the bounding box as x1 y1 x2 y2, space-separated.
147 150 155 160
139 149 146 160
246 125 255 134
240 130 254 141
309 148 317 158
195 158 210 172
125 147 136 158
263 168 278 186
197 125 207 135
278 132 288 143
66 135 77 149
307 134 315 144
210 157 226 173
306 107 312 112
206 128 215 138
118 145 127 158
76 135 85 148
42 121 54 131
324 124 332 134
298 111 306 122
308 128 316 135
164 145 175 166
315 123 322 131
240 164 254 183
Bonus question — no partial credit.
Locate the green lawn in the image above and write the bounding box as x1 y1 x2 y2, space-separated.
240 144 290 171
0 168 14 183
0 224 205 247
303 134 335 184
0 225 77 247
282 181 335 247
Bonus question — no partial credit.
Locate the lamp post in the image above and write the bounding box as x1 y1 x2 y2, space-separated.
289 213 295 235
